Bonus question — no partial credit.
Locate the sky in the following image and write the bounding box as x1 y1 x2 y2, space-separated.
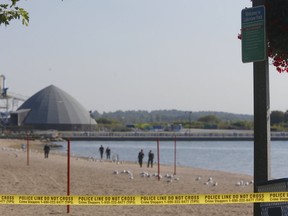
1 0 288 115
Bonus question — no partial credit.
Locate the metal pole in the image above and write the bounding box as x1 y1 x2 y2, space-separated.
67 139 71 213
253 60 270 179
189 112 191 131
174 136 176 175
186 111 192 134
157 138 160 181
252 1 270 216
89 110 92 134
26 133 29 166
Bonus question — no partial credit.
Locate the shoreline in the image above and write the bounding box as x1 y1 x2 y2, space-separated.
0 139 254 216
2 129 288 141
59 129 288 141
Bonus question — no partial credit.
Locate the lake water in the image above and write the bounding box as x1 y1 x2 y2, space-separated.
56 140 288 179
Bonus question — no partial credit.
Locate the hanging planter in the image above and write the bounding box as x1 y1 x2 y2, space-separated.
266 0 288 72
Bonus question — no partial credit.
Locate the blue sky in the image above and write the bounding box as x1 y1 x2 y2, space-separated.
1 0 287 115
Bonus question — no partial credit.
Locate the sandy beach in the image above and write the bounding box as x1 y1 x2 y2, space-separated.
0 139 254 216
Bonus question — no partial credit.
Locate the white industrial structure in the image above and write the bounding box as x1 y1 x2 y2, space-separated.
0 75 26 111
0 75 27 126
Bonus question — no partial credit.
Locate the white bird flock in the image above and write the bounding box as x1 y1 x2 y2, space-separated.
235 180 254 187
112 170 180 183
195 176 254 187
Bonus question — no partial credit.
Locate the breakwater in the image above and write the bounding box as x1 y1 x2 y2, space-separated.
60 129 288 141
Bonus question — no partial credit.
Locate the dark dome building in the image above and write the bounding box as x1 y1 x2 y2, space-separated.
10 85 96 131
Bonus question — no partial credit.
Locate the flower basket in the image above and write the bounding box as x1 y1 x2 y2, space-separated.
266 0 288 72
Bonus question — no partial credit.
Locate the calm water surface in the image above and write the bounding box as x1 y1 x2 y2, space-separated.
56 140 288 179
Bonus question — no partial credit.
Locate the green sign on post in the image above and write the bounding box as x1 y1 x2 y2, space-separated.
241 6 266 63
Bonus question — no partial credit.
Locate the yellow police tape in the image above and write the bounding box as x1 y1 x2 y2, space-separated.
1 192 288 205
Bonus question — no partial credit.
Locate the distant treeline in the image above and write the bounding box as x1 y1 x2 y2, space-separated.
92 110 253 124
90 109 288 132
90 110 254 131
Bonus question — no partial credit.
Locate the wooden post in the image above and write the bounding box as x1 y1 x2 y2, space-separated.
252 1 271 216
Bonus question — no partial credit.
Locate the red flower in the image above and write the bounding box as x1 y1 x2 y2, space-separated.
277 67 282 73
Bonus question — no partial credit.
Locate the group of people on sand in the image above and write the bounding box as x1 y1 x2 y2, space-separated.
99 145 111 160
138 149 154 168
44 142 154 167
98 144 154 168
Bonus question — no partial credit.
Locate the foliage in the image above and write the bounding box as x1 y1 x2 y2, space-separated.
95 118 131 132
230 121 253 130
93 110 254 131
93 110 252 125
96 118 113 124
197 115 219 123
135 123 152 131
0 0 29 26
270 110 288 131
270 111 285 125
284 111 288 122
93 109 288 131
265 0 288 72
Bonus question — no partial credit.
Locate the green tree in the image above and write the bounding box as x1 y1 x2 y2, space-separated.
0 0 29 26
284 110 288 123
197 115 219 123
270 111 284 125
96 118 112 124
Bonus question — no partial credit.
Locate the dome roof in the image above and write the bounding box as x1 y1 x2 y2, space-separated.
16 85 96 130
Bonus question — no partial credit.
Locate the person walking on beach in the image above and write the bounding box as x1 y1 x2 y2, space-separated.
105 147 111 160
138 149 144 168
99 145 104 160
147 150 154 168
43 144 50 159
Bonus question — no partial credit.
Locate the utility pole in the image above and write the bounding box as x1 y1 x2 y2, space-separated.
186 111 192 134
252 0 271 215
89 110 92 133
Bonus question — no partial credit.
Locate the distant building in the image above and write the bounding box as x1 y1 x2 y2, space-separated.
153 125 163 131
164 124 183 131
9 85 96 131
126 124 135 129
